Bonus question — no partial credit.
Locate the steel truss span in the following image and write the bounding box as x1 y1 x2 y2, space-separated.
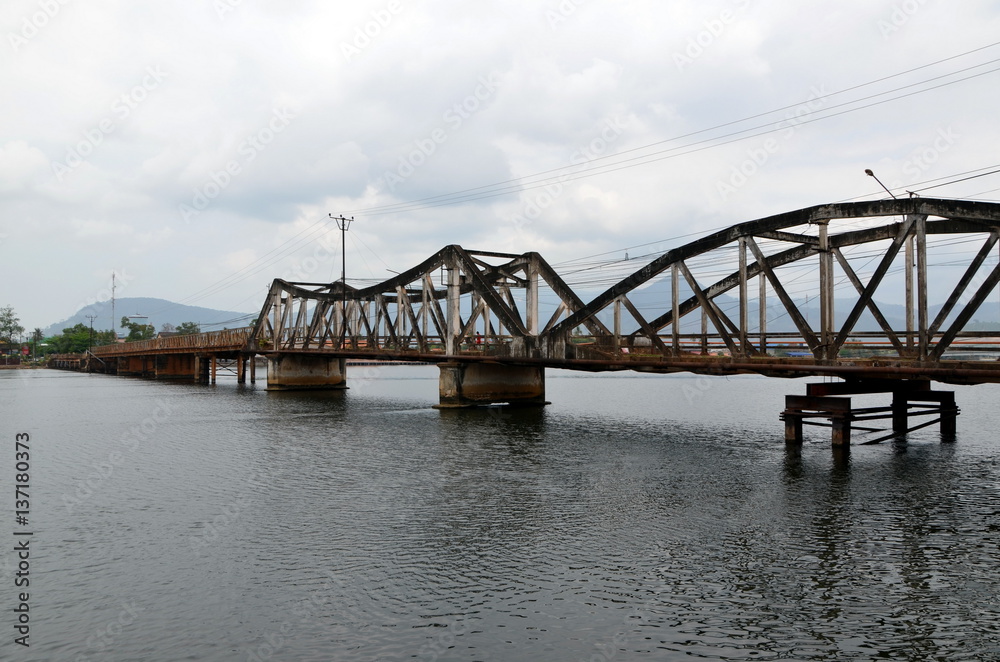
236 198 1000 384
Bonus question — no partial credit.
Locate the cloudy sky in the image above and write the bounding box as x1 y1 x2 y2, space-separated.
2 0 1000 333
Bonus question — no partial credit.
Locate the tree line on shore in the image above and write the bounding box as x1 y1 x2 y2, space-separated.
0 304 202 357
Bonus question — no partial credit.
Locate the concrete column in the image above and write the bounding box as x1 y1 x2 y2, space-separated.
195 356 210 384
831 415 851 446
436 361 546 408
892 391 908 433
266 354 347 390
940 391 958 438
784 413 803 444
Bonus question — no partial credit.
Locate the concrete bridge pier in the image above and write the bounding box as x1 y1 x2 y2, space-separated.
195 356 215 384
156 354 196 380
118 356 150 377
436 362 548 408
266 354 347 390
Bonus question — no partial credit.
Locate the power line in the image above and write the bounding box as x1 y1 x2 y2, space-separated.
340 42 1000 216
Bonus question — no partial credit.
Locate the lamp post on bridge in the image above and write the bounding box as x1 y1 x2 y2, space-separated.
329 214 354 332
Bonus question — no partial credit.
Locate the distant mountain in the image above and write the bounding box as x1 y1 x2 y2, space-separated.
43 297 255 337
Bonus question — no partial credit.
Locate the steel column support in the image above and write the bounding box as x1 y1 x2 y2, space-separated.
526 259 539 336
915 214 928 359
906 233 914 353
817 220 834 360
446 256 461 356
759 275 767 354
701 309 708 355
671 264 680 353
738 236 748 357
613 296 622 352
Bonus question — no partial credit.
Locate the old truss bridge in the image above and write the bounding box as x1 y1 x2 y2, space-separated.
59 197 1000 445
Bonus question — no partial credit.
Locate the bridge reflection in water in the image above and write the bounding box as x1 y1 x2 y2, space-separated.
55 198 1000 446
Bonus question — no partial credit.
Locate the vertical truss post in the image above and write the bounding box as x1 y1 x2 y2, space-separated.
613 296 622 352
701 308 708 355
759 275 768 354
483 306 493 343
271 291 282 350
915 214 928 359
671 264 680 353
817 220 834 360
526 259 539 336
446 256 461 355
738 236 748 358
333 299 343 346
397 286 407 349
906 233 915 354
422 278 430 345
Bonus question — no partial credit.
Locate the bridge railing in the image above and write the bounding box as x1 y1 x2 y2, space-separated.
572 331 1000 362
257 331 520 358
90 327 255 357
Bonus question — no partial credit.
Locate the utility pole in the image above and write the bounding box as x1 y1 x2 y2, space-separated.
329 214 354 330
111 271 116 340
85 314 97 351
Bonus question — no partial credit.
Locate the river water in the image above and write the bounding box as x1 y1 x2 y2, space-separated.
2 365 1000 661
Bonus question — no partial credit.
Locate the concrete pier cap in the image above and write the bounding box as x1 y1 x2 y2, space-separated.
266 354 347 391
436 361 548 408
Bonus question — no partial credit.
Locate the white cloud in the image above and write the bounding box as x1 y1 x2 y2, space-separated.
2 0 1000 329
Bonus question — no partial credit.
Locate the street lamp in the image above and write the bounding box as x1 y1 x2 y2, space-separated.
865 168 897 199
329 214 354 329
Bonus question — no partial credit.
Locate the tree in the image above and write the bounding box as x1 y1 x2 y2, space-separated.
175 321 201 335
0 305 25 347
160 323 176 334
45 324 116 354
31 328 42 359
120 316 154 341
